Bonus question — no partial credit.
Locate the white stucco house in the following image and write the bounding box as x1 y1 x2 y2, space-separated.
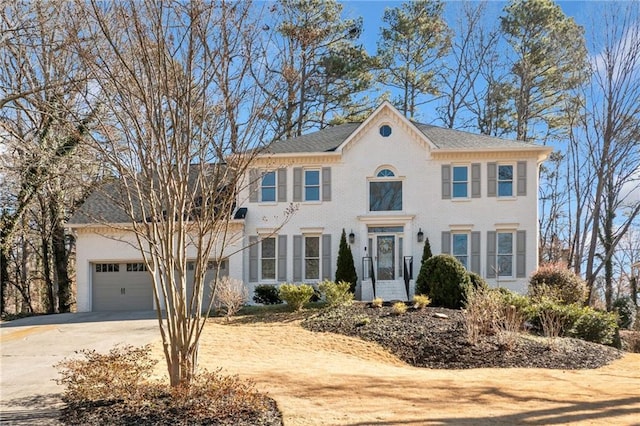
68 102 552 312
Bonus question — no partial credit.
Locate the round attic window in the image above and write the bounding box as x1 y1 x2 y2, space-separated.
379 124 392 137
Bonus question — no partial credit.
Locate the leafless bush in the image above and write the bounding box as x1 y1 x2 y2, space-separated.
463 288 502 345
54 345 157 403
497 304 525 350
214 277 248 321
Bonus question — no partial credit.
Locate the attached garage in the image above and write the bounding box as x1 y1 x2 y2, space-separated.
92 262 154 311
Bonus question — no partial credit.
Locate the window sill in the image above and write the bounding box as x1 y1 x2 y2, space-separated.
496 196 517 201
451 197 471 202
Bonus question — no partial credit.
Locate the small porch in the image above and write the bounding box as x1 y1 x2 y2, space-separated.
360 256 414 302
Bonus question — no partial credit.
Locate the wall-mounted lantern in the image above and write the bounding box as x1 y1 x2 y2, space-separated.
349 230 355 244
417 228 424 243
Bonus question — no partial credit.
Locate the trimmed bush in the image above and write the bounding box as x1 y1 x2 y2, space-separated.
414 238 433 293
529 263 587 305
278 284 315 311
613 297 637 329
252 285 282 305
318 280 354 307
567 306 618 345
415 254 471 308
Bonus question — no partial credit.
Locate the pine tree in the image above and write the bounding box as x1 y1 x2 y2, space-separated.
335 229 358 293
415 238 433 294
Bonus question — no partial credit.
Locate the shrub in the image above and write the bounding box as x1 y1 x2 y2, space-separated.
335 229 358 293
55 345 157 403
318 280 354 307
371 297 383 308
414 238 433 295
252 285 282 305
535 298 570 339
467 272 489 292
415 254 471 308
214 277 247 321
613 297 637 329
567 307 618 345
391 302 407 315
529 263 587 305
278 283 315 311
413 294 431 309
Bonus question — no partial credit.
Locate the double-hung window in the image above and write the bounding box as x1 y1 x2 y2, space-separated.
304 236 320 280
452 166 469 198
497 232 513 277
498 165 513 197
304 170 320 201
452 234 469 269
261 171 276 202
261 237 276 280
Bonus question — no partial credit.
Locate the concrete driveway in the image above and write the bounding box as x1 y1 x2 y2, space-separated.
0 311 160 425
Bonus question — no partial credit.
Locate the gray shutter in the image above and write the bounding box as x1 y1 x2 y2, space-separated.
471 231 481 274
487 231 496 278
487 163 497 197
249 169 259 203
471 163 481 198
322 167 331 202
277 168 287 202
278 235 287 281
293 168 302 202
441 231 451 254
249 236 258 282
517 161 527 196
322 234 331 279
441 165 451 199
293 235 302 282
516 230 526 278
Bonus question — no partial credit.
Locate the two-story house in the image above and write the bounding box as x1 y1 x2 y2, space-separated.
68 102 552 311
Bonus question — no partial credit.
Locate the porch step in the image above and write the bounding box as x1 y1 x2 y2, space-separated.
361 280 411 302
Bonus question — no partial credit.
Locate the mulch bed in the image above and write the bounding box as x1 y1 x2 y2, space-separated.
302 304 623 369
60 396 282 426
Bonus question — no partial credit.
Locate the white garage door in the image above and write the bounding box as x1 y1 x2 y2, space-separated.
92 263 154 311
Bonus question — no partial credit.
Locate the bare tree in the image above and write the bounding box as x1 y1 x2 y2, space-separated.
0 0 101 314
569 3 640 305
74 0 284 386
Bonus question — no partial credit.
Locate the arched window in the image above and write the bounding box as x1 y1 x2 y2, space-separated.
376 169 395 177
370 167 402 211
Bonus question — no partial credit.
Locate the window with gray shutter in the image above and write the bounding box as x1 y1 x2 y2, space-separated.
441 165 451 199
486 231 496 278
249 169 259 203
517 162 527 196
278 235 287 281
293 168 302 202
471 232 481 274
487 163 497 197
293 235 302 281
277 168 287 202
441 231 451 254
516 230 526 278
322 167 331 201
249 236 258 282
471 163 481 198
322 234 331 279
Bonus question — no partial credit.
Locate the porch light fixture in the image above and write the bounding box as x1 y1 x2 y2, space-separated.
417 228 424 243
349 230 355 244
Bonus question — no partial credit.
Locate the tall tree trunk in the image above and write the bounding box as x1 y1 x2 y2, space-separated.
50 191 72 312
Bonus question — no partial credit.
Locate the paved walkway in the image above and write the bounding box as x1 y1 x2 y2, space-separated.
0 311 160 425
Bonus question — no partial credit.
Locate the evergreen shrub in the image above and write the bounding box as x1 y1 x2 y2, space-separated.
529 263 587 305
278 284 315 311
415 254 471 308
252 285 282 305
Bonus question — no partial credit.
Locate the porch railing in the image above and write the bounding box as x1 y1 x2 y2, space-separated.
362 256 375 298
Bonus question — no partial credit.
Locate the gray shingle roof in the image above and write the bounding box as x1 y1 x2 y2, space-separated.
69 180 132 224
263 121 540 154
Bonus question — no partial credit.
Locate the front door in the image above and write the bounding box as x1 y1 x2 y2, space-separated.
376 235 396 280
367 226 404 282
